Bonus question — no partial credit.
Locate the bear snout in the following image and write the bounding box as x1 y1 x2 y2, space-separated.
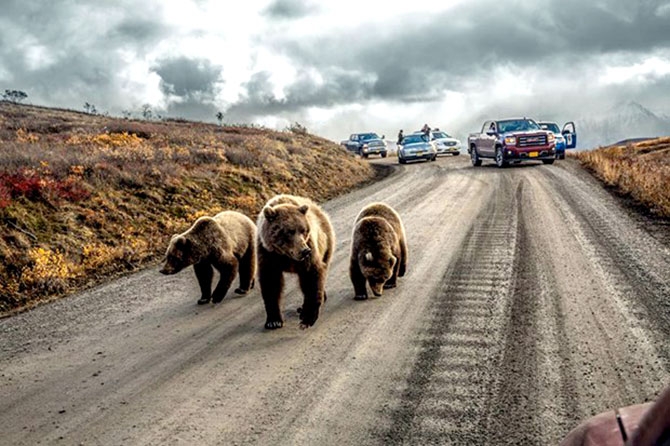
369 281 384 297
159 265 176 275
298 247 312 260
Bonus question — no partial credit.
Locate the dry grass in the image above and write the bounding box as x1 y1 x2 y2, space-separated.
572 137 670 217
0 102 374 314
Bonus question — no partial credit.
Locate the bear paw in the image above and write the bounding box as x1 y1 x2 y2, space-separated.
197 297 211 305
211 295 225 304
354 295 368 301
299 309 319 328
265 320 284 330
383 282 397 289
234 287 249 295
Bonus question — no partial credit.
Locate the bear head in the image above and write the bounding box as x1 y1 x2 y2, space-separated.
359 249 396 296
262 204 312 262
160 235 198 275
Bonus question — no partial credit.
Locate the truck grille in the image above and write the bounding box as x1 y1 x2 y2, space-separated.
517 134 547 147
369 141 384 147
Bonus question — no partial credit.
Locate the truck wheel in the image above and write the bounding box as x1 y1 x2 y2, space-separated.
542 159 555 165
381 152 387 158
362 153 369 159
470 145 482 166
495 146 507 168
453 152 460 156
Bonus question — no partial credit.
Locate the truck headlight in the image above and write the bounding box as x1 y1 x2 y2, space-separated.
362 144 368 152
504 136 516 145
548 133 555 142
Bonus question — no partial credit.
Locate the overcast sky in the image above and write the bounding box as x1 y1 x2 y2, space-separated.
2 0 670 141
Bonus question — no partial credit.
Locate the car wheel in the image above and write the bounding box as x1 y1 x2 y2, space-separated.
431 155 437 161
542 159 555 165
453 152 460 156
381 152 387 158
495 146 507 168
398 157 406 164
470 145 482 166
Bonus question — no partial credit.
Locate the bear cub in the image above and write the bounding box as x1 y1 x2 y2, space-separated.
256 194 335 329
160 211 256 305
350 203 408 300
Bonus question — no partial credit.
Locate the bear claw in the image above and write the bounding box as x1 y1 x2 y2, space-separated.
354 295 368 301
265 321 283 329
383 282 397 289
234 288 249 295
197 297 211 305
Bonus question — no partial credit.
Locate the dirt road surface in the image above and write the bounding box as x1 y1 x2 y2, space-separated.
2 155 669 445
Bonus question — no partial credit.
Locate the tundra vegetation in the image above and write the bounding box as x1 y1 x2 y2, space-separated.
572 137 670 217
0 102 374 314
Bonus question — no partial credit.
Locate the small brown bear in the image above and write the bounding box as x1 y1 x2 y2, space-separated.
160 211 256 305
350 203 407 300
256 194 335 329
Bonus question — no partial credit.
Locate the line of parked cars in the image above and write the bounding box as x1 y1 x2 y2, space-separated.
341 129 464 165
341 118 577 168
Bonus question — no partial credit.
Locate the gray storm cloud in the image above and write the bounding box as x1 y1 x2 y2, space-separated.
1 0 669 144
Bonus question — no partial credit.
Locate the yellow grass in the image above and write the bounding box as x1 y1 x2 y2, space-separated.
572 137 670 217
0 102 375 314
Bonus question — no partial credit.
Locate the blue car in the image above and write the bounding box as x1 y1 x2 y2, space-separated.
538 121 577 159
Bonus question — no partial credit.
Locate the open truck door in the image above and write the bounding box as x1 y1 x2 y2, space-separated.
562 122 577 149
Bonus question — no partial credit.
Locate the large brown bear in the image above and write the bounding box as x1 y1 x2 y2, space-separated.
256 194 335 329
160 211 256 305
350 203 407 300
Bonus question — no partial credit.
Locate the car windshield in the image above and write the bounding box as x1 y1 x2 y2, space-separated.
432 131 451 139
402 135 427 144
539 123 560 134
497 119 541 133
359 133 380 141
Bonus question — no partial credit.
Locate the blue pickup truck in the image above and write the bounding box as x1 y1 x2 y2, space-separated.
340 132 388 158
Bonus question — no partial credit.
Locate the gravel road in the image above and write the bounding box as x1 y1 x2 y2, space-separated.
1 155 669 445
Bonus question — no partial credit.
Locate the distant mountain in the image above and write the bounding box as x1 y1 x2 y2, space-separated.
577 102 670 149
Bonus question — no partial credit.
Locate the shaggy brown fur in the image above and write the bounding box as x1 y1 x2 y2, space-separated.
160 211 256 305
350 203 407 300
256 194 335 329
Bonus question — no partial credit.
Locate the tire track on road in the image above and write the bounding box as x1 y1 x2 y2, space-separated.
380 174 519 445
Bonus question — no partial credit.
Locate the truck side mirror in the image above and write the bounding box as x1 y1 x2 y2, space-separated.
381 134 385 139
486 130 497 136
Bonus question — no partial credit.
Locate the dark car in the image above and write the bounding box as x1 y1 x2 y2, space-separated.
340 132 388 158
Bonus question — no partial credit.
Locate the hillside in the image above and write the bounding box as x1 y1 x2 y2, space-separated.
573 136 670 217
0 102 375 315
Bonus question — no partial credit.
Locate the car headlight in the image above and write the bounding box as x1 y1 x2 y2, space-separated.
504 136 516 145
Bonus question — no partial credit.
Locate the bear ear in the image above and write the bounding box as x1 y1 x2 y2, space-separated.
364 252 374 262
174 236 191 249
263 207 278 221
298 205 309 215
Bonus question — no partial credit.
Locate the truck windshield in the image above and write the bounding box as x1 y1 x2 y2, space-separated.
359 133 380 141
497 120 540 133
539 123 560 133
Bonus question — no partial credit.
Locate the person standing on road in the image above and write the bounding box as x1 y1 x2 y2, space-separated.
397 129 404 145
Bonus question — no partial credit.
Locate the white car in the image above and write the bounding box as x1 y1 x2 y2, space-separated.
414 130 462 156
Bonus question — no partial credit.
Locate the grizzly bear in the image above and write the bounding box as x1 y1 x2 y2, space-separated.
160 211 256 305
256 194 335 329
349 203 407 300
